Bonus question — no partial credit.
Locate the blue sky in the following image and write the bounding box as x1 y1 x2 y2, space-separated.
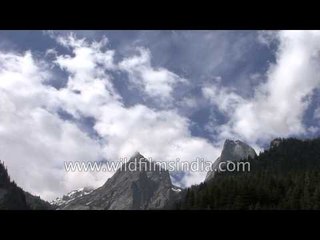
0 30 319 200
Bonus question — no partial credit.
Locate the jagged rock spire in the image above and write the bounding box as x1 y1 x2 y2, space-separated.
205 139 257 181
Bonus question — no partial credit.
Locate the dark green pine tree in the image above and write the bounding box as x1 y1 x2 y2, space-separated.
171 137 320 210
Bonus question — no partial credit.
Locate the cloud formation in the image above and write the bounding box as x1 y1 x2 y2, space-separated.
51 34 220 189
0 33 220 200
119 47 186 102
203 31 320 145
1 31 320 201
0 50 108 200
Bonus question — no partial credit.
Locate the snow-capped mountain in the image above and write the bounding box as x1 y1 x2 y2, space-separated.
51 187 94 208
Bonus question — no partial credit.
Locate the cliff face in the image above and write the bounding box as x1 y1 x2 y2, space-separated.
205 140 257 181
59 153 181 210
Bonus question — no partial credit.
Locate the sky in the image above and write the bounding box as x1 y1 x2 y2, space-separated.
0 30 320 201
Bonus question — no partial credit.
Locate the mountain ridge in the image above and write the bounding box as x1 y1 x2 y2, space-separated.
174 137 320 210
2 136 320 210
58 153 182 210
0 160 51 210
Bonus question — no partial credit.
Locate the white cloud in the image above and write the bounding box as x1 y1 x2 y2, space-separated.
0 50 108 200
0 33 222 200
2 30 320 201
203 30 320 145
203 83 245 113
51 35 220 188
119 47 186 102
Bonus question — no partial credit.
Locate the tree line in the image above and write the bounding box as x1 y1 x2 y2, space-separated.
174 138 320 210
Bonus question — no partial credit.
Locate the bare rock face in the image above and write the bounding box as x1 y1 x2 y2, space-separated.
205 140 257 181
59 153 181 210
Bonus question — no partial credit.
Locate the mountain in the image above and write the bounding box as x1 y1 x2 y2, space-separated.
205 139 257 181
51 187 94 208
0 161 28 210
59 152 181 210
0 160 52 210
5 137 320 210
24 191 53 210
175 137 320 210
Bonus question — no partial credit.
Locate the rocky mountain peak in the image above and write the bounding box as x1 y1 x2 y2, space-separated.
130 151 144 159
125 152 154 168
59 152 181 210
205 139 257 181
221 139 257 162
